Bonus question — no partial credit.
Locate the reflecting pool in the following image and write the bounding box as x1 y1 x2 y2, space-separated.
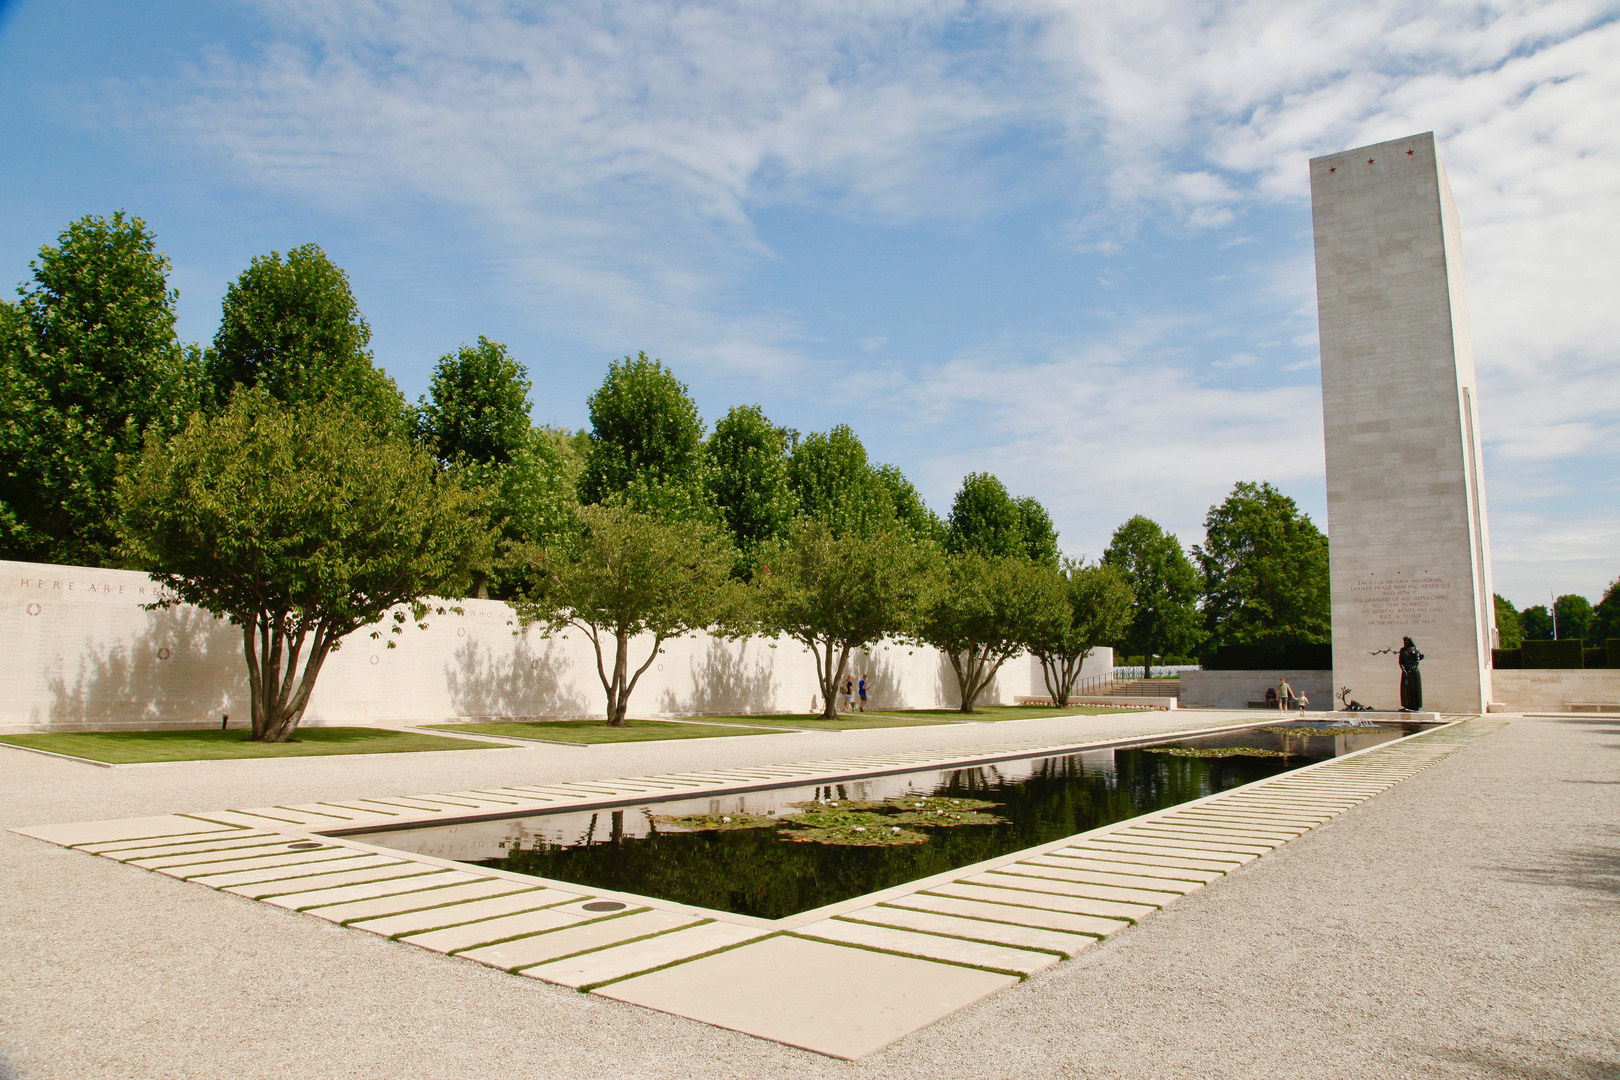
361 720 1430 919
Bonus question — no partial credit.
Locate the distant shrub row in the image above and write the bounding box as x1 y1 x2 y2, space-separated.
1492 640 1620 669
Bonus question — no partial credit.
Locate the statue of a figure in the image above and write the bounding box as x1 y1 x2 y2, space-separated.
1398 636 1424 711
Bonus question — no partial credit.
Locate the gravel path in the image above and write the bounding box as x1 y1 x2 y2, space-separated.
2 712 1615 1079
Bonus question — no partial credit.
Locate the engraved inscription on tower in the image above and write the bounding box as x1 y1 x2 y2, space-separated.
1310 132 1495 713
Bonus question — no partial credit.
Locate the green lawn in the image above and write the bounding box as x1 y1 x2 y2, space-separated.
679 705 1130 730
424 718 793 744
0 726 496 764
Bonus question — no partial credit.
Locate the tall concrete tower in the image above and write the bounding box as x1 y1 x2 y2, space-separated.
1310 132 1495 714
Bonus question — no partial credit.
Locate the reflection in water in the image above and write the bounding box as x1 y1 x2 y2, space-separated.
363 723 1427 919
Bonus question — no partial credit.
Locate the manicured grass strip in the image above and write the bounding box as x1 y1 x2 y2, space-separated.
679 705 1132 730
423 719 790 744
0 727 496 764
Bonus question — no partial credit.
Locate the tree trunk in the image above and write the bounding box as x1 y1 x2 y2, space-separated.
811 639 850 720
242 616 337 743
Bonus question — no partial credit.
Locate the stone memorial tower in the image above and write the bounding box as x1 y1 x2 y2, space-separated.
1310 132 1495 714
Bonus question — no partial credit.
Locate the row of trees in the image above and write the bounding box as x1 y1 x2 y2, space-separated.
1494 585 1620 648
1 212 1334 740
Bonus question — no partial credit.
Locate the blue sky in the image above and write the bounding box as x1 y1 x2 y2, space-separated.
2 0 1616 606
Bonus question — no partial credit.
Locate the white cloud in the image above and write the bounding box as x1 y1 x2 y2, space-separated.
118 0 1620 592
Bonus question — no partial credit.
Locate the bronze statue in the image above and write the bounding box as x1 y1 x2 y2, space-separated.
1398 636 1423 711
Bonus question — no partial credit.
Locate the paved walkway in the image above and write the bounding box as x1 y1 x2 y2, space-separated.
2 712 1616 1077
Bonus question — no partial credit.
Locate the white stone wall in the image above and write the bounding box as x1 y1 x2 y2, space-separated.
1178 670 1334 711
1490 670 1620 712
0 559 1051 733
1310 132 1495 713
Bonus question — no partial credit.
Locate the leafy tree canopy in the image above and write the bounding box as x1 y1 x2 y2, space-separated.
1519 603 1553 641
578 352 708 519
1103 514 1203 668
1 211 199 566
1552 593 1594 640
944 472 1058 567
706 404 796 572
513 504 739 725
459 424 581 597
1593 578 1620 643
117 388 486 741
1493 593 1523 650
1194 481 1330 651
754 520 938 719
417 336 532 466
206 243 406 431
788 424 939 541
1024 560 1135 706
919 552 1062 713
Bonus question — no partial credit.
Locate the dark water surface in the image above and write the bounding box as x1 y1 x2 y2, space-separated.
362 721 1432 919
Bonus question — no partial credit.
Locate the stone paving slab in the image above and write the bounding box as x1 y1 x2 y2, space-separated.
794 918 1061 976
595 934 1020 1060
1053 845 1237 873
460 909 701 970
522 921 769 989
1030 852 1223 884
1001 860 1202 895
300 878 535 922
223 862 442 900
1109 830 1275 855
390 902 597 952
966 871 1170 912
1082 839 1257 864
11 814 233 848
348 887 574 937
263 869 482 911
886 892 1131 938
180 852 398 885
840 905 1099 957
80 830 285 855
146 845 359 874
930 881 1153 921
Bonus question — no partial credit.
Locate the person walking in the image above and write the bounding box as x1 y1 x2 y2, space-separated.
1277 676 1294 713
858 675 868 712
842 675 855 713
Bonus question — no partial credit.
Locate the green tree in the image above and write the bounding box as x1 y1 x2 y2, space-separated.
706 404 796 574
1592 578 1620 643
206 243 406 431
117 388 486 742
754 520 938 719
1194 481 1330 652
417 336 532 466
787 425 939 541
1519 604 1553 640
1103 515 1202 674
1493 593 1523 649
513 504 738 726
874 463 944 544
1015 496 1060 568
787 424 877 537
1025 560 1136 706
461 425 581 597
943 472 1058 567
1553 593 1594 640
0 211 199 566
578 352 708 518
946 473 1022 558
920 553 1062 713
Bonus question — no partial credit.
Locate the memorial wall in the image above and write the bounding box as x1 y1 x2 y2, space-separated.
0 559 1083 733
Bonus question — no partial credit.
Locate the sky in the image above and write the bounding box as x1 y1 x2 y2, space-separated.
0 0 1615 608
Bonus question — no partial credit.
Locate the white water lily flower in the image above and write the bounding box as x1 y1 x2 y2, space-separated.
721 816 731 823
853 826 866 832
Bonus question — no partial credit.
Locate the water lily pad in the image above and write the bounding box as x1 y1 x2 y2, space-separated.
1145 746 1289 758
881 796 1002 813
889 809 1009 827
1264 726 1396 737
651 813 777 831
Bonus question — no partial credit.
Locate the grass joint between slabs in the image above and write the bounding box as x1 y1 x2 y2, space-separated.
507 918 719 975
785 931 1032 981
442 905 649 954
